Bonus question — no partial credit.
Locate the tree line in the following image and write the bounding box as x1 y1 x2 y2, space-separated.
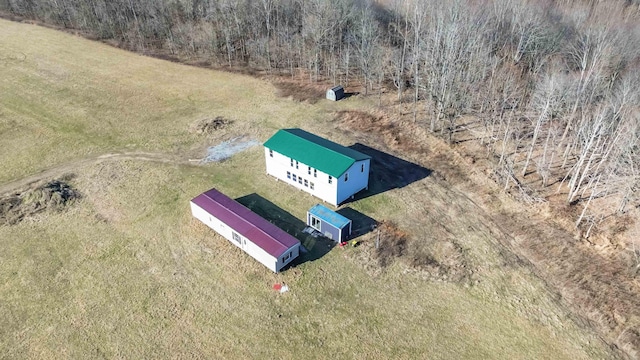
2 0 639 230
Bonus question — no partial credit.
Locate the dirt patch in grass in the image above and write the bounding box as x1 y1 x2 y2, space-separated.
0 176 80 225
335 110 427 152
189 117 232 135
273 80 325 103
362 221 473 283
373 221 409 268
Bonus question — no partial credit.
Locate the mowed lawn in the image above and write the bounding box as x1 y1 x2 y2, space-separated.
0 19 615 359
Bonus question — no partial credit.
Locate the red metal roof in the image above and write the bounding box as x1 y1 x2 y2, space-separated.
191 188 300 258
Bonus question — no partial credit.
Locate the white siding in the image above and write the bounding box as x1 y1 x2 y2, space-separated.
336 159 370 205
265 147 338 205
239 236 280 272
190 201 282 272
190 202 235 240
275 243 300 272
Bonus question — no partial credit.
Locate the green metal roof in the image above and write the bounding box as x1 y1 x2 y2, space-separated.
263 129 370 178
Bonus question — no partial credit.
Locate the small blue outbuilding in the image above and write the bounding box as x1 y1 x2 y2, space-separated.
307 204 352 242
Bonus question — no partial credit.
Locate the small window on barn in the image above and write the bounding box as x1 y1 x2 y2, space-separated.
287 171 291 179
269 149 273 157
344 172 349 182
232 232 241 244
304 179 308 187
308 166 311 175
292 174 297 181
310 182 315 190
310 216 320 230
314 169 317 177
361 164 364 172
328 176 332 184
282 252 291 262
295 160 299 169
290 158 293 167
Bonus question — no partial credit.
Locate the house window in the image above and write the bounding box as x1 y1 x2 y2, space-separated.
344 172 349 182
310 216 320 230
290 158 293 167
310 182 314 190
314 169 317 177
328 176 332 184
292 174 297 181
287 171 291 179
308 166 311 175
304 179 308 187
269 149 273 157
282 252 292 262
298 177 303 184
232 232 241 244
361 164 364 172
295 160 299 169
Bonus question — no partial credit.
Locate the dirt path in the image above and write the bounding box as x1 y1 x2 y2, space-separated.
0 151 187 195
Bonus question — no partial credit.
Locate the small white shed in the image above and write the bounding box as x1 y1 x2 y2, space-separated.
326 85 345 101
307 204 352 242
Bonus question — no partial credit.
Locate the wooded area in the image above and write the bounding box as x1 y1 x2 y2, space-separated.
2 0 639 232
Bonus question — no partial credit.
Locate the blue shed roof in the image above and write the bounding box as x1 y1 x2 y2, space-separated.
308 204 351 229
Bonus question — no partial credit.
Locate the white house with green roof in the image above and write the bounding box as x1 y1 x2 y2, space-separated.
263 129 371 206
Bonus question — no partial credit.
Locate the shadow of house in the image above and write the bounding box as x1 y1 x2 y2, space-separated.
235 193 335 267
345 143 432 203
336 207 377 239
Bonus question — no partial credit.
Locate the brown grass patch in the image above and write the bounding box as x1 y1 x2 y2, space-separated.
373 221 409 268
273 80 325 103
0 176 80 225
336 109 474 188
500 214 640 359
335 110 426 153
370 221 473 283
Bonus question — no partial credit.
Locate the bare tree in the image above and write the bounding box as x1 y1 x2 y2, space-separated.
561 27 613 163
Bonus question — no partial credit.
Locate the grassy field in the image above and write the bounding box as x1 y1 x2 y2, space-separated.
0 19 617 359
